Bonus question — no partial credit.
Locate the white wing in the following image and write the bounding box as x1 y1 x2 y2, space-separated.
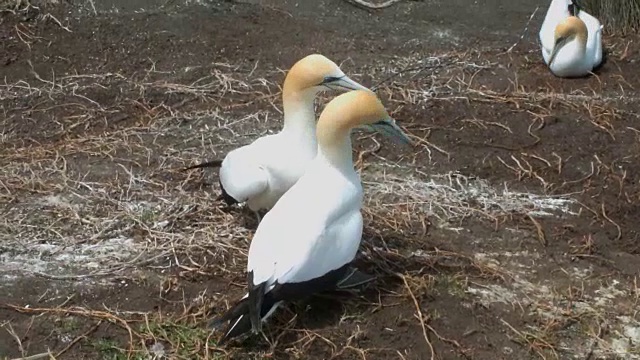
592 25 603 67
248 206 363 287
219 131 318 210
247 165 363 287
578 11 603 67
219 135 279 203
539 20 555 62
578 8 601 33
278 209 363 284
540 0 571 60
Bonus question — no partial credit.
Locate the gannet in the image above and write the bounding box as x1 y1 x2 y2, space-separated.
209 90 412 344
539 0 603 77
184 54 369 215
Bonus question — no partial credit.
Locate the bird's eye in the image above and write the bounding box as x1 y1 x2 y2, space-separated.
321 76 343 85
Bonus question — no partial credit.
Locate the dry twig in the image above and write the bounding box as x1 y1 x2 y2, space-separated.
344 0 404 10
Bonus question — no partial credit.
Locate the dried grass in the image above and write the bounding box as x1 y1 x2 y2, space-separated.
581 0 640 34
1 45 638 360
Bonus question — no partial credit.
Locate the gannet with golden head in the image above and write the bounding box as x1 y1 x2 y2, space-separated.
209 90 412 344
184 54 369 214
539 0 603 77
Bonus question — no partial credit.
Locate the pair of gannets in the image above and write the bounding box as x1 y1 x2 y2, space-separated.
210 90 412 343
539 0 603 78
185 54 369 215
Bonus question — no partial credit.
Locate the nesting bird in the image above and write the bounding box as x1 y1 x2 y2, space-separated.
184 54 369 216
209 90 412 344
539 0 603 77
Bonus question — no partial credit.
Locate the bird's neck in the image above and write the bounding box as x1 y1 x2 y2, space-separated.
552 37 587 71
566 36 587 56
317 132 354 174
282 91 317 139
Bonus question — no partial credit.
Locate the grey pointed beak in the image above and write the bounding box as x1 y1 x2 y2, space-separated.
321 75 369 92
549 36 568 66
360 117 413 146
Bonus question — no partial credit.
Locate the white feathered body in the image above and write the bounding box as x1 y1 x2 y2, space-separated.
219 129 318 212
247 152 364 290
539 0 603 76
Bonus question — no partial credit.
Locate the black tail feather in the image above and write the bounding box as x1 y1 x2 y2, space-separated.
184 159 239 206
209 297 250 329
569 0 583 16
247 272 267 333
336 267 376 289
212 294 279 345
212 263 354 345
218 179 240 206
183 159 223 171
219 313 253 344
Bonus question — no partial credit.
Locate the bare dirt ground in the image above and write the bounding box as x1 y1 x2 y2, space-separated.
1 0 639 359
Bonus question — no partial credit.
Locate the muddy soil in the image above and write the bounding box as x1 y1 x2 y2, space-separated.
1 0 639 359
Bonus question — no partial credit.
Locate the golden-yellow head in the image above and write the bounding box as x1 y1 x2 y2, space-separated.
555 16 588 43
550 16 588 64
282 54 368 99
316 90 412 148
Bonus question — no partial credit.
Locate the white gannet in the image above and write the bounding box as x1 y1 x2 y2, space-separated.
539 0 603 77
209 90 412 344
184 54 369 215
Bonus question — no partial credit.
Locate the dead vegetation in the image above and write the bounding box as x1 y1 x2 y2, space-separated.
1 2 640 360
581 0 640 34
